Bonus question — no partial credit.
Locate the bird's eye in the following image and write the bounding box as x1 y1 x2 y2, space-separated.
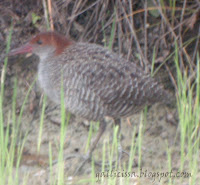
37 40 43 45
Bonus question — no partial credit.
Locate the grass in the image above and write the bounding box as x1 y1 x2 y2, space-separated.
1 42 199 185
1 48 199 185
1 37 199 185
0 1 199 184
175 44 200 184
0 26 35 185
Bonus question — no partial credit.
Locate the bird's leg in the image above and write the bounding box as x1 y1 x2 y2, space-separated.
74 119 107 174
114 119 129 161
95 119 129 168
114 119 122 158
88 119 107 156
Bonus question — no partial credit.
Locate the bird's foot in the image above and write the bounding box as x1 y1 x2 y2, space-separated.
73 147 128 175
73 152 91 175
101 144 129 169
51 153 91 175
118 143 129 160
91 144 129 172
52 146 130 176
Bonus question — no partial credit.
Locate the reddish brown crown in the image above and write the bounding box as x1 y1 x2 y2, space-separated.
9 32 73 56
30 32 73 55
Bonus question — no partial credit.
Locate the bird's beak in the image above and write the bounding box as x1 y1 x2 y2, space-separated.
9 43 33 56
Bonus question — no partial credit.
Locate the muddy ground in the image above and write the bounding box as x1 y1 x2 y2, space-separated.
0 0 199 184
2 59 180 184
2 40 194 185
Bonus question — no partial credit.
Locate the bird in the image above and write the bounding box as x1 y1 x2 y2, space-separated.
9 31 173 171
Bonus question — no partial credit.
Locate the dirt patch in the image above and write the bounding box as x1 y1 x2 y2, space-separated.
0 0 199 184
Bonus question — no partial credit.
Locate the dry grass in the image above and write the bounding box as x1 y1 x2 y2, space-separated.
0 0 200 184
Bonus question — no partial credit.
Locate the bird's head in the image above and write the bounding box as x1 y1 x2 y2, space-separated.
9 32 73 60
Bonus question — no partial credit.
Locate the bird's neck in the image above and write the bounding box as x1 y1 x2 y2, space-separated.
39 48 56 63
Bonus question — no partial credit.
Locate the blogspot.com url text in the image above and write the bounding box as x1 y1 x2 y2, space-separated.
96 168 192 183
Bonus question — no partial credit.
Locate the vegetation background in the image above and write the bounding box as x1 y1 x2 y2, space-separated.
0 0 199 184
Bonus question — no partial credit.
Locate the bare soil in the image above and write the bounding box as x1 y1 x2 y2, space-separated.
0 0 199 184
2 54 190 185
